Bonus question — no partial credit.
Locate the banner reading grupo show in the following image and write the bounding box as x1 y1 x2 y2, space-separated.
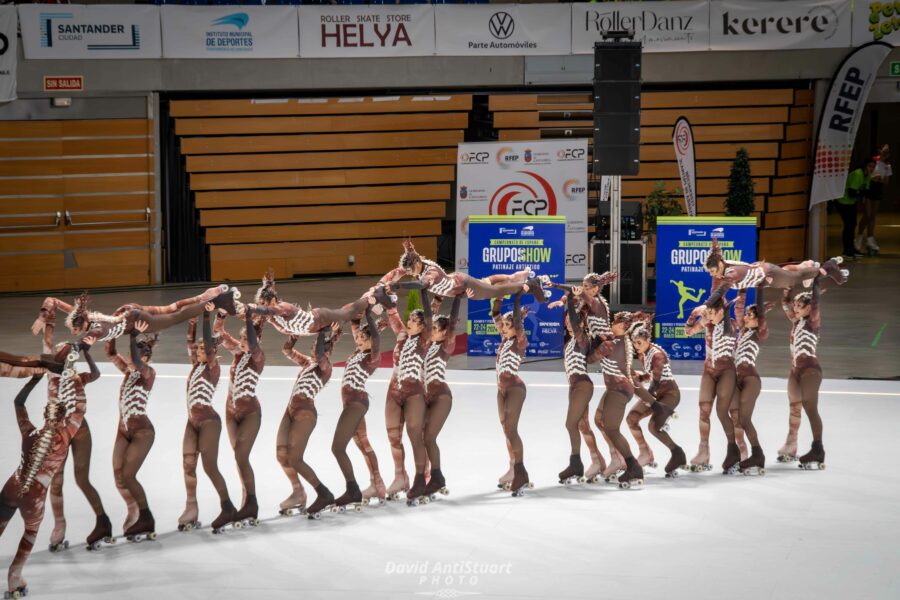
467 215 566 358
19 4 161 59
654 216 756 360
572 0 709 54
810 41 893 208
672 117 697 216
0 7 16 102
456 140 588 281
162 6 299 58
298 5 434 58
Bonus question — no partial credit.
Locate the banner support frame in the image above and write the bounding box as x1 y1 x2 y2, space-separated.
609 175 621 305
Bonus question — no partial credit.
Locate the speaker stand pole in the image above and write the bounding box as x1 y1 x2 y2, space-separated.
609 175 621 306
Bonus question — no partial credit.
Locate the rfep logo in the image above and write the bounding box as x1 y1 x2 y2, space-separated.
563 178 586 200
489 171 558 216
489 12 515 40
496 146 520 169
556 148 587 161
674 120 691 157
459 151 490 164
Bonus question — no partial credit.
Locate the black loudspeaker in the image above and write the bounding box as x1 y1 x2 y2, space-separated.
593 41 641 176
591 240 645 305
594 200 643 241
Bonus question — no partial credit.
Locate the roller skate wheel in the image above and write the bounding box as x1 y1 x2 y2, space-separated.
49 540 69 552
647 462 658 469
619 481 631 490
354 505 364 513
231 288 241 300
309 512 322 520
233 521 243 529
87 541 102 551
249 519 259 526
439 487 449 495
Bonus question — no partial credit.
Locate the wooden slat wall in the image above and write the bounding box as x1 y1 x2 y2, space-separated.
490 88 813 265
170 95 468 280
0 119 155 292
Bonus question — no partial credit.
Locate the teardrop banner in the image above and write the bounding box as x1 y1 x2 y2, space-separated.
672 116 697 216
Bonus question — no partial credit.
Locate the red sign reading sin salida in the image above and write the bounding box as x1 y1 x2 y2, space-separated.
44 76 84 92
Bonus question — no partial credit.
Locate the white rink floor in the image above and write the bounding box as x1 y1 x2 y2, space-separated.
1 365 899 600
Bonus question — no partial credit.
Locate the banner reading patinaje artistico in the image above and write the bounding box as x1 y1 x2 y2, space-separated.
456 140 588 281
655 216 756 360
467 215 565 358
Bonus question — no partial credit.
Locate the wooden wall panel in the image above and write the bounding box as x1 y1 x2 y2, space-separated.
173 94 465 280
0 119 154 292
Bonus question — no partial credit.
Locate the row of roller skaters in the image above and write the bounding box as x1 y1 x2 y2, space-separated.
0 239 848 599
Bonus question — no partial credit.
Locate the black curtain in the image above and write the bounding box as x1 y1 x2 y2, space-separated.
159 98 209 283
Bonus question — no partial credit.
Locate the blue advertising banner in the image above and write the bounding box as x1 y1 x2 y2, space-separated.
467 215 566 358
654 216 757 360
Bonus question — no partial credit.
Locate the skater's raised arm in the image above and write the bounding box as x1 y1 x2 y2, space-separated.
513 293 526 341
245 311 261 355
129 331 155 383
386 306 405 336
314 328 329 367
105 338 129 374
186 317 198 365
566 291 589 352
491 296 504 332
365 307 381 364
201 310 219 371
378 267 408 287
781 288 796 321
734 289 748 330
14 374 43 434
420 289 433 345
391 279 427 291
80 339 100 384
756 285 772 343
809 277 822 333
213 311 240 354
282 335 312 367
443 295 462 354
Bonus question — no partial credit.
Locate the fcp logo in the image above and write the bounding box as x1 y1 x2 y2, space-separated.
489 12 515 40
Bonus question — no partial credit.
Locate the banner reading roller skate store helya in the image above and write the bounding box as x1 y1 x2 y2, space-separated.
655 216 757 360
467 215 566 359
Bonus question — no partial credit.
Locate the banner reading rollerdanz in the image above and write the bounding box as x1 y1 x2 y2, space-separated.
809 41 893 208
456 140 588 281
467 215 566 358
672 116 697 216
654 216 756 360
0 6 16 102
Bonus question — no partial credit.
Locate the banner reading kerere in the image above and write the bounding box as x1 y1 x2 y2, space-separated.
672 117 697 216
456 140 588 281
0 7 16 102
810 41 893 208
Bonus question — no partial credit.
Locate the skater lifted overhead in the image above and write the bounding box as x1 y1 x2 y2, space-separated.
703 238 848 308
33 285 240 343
388 239 550 303
248 269 396 337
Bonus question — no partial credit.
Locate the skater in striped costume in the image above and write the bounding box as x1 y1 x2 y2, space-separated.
625 316 686 478
279 324 342 518
105 322 158 540
704 238 848 308
492 292 532 496
733 285 773 475
214 306 266 527
178 309 236 534
421 295 462 499
1 340 97 599
35 310 110 553
390 239 549 303
780 277 827 470
556 288 597 484
331 307 383 510
588 312 646 489
33 285 240 342
685 297 741 474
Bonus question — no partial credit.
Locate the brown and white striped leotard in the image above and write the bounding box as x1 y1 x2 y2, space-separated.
496 334 527 393
589 336 635 399
789 317 820 374
395 328 429 400
702 320 737 379
186 360 220 428
425 338 454 402
341 348 378 407
285 337 332 420
707 262 768 307
640 344 677 398
117 367 154 436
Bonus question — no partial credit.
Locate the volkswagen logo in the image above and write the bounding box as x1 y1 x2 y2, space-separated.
489 12 514 40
